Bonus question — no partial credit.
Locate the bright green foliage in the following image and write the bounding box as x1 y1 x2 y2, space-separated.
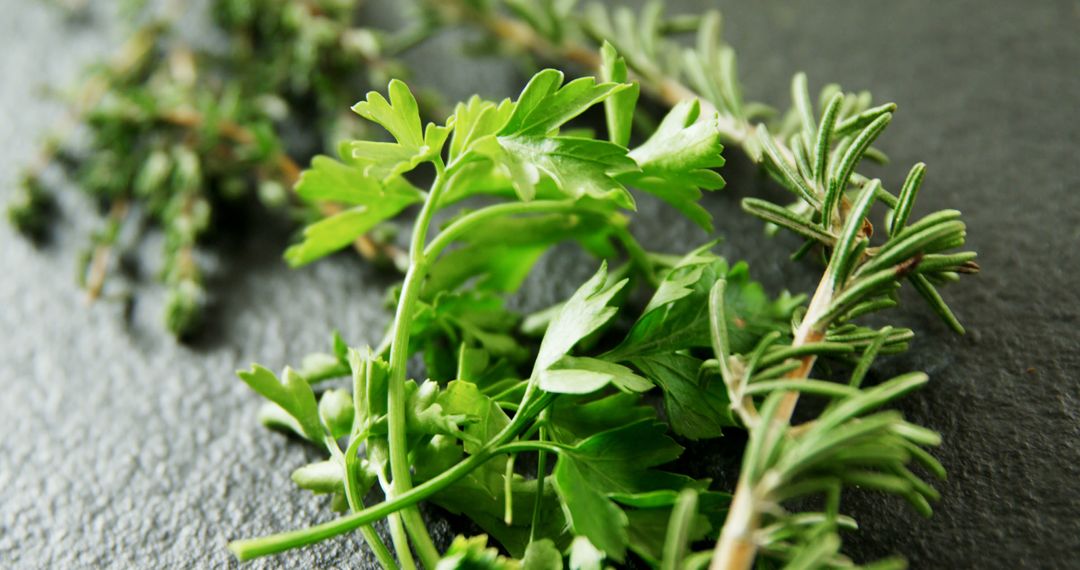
286 160 423 266
624 101 726 231
532 263 626 372
436 535 520 570
238 365 323 443
349 80 453 180
550 420 687 561
599 42 639 148
226 13 980 570
229 63 747 567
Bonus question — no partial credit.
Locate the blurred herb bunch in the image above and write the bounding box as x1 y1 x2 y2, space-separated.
8 0 433 336
225 1 978 566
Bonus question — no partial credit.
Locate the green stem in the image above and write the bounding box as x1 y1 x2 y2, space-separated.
232 184 582 564
423 199 583 259
504 453 516 525
528 424 549 543
327 436 399 570
384 161 450 569
612 223 658 287
496 440 567 456
229 391 545 561
373 450 419 570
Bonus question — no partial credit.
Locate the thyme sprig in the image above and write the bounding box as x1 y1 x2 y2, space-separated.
9 0 429 336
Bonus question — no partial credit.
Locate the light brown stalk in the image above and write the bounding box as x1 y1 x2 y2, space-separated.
709 266 835 570
84 200 130 301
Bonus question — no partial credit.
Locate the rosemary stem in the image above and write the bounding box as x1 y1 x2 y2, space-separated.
710 266 836 570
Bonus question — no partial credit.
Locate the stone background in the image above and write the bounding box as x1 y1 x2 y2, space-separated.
1 0 1077 568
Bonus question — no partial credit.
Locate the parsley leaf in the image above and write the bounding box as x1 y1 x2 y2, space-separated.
423 210 617 296
550 419 689 561
622 100 726 231
464 69 638 205
480 135 638 206
237 365 323 443
348 79 452 180
599 41 639 147
539 355 652 394
499 69 629 136
629 353 733 440
447 95 517 164
606 245 798 361
284 156 423 266
533 263 627 374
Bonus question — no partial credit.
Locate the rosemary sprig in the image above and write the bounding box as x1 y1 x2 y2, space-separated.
705 76 976 569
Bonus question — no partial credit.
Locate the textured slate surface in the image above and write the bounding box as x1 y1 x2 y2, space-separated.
1 0 1078 568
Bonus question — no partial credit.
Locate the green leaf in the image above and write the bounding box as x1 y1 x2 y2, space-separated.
623 100 726 231
284 182 421 267
432 473 565 558
533 263 628 374
568 537 604 570
237 365 323 442
410 291 528 380
348 347 390 429
552 456 629 561
438 380 511 454
290 459 342 494
468 69 639 205
607 247 799 361
349 80 451 180
406 379 470 438
435 535 518 570
423 210 616 297
295 155 423 206
625 502 712 567
447 95 516 164
318 389 354 439
353 79 425 147
539 355 652 394
551 420 688 561
499 69 630 137
630 353 733 440
482 135 637 206
547 392 654 445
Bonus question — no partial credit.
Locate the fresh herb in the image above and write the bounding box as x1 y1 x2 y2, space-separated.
9 0 432 336
228 27 975 568
229 64 738 566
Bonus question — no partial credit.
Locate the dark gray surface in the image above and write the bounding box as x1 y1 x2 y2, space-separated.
2 0 1078 568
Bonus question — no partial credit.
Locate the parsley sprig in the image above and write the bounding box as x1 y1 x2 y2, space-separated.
229 63 743 565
